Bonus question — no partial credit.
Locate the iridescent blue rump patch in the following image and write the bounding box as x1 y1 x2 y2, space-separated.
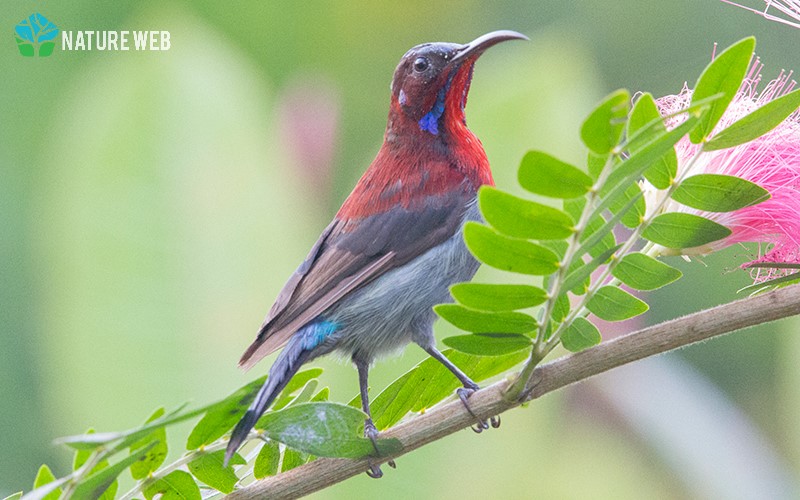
301 320 339 349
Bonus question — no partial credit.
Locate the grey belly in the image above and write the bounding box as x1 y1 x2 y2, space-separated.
319 202 481 361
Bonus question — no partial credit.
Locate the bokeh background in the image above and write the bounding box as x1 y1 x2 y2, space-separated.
3 1 800 497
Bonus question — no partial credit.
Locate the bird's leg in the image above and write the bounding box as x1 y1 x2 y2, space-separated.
422 346 501 432
356 358 396 478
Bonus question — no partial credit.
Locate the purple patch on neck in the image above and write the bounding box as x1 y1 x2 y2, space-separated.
418 82 449 135
418 112 439 134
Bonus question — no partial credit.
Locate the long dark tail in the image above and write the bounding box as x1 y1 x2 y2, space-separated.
225 337 312 465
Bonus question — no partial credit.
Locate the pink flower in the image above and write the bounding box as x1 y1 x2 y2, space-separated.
653 60 800 280
719 1 800 30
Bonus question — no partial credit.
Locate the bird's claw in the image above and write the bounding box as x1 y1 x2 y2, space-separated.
366 465 383 479
364 419 396 478
456 385 501 433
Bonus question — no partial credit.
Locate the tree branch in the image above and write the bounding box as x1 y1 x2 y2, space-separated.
226 284 800 500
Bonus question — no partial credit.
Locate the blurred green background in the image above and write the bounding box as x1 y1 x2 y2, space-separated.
3 0 800 497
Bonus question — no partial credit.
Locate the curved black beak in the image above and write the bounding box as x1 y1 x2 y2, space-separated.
451 30 529 64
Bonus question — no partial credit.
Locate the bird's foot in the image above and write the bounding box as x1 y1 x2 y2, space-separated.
456 384 501 433
364 419 396 478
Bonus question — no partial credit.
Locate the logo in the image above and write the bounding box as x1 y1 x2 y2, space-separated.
15 13 59 57
13 13 171 57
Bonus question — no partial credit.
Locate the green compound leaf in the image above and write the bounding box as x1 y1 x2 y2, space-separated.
257 403 402 458
450 283 547 311
586 286 649 321
642 212 732 249
143 470 201 500
479 186 574 240
518 151 593 199
628 92 677 188
706 87 800 150
187 450 245 494
612 252 683 291
254 440 281 479
443 333 533 356
581 89 631 154
130 407 168 480
464 222 560 275
561 317 602 352
671 174 770 212
434 304 538 334
690 37 756 143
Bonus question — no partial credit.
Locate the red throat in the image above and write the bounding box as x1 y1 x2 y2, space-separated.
339 59 493 220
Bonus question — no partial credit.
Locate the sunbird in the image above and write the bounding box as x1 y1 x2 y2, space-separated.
226 31 527 476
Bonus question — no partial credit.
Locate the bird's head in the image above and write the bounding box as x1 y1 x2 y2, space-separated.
387 30 527 139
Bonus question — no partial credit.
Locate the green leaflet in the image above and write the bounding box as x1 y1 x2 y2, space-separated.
143 470 201 500
443 333 533 356
612 253 683 290
254 440 281 479
518 151 592 199
689 37 755 143
32 466 60 500
434 304 537 334
464 222 560 275
671 174 770 212
628 92 677 188
479 186 574 240
187 450 245 494
706 87 800 150
561 318 602 352
642 212 732 249
581 89 631 153
71 429 116 500
129 408 168 480
608 182 646 229
71 443 155 500
281 448 309 472
586 286 649 321
450 283 547 311
272 368 324 410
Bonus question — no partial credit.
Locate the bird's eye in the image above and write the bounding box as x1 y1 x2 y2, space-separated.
413 57 429 73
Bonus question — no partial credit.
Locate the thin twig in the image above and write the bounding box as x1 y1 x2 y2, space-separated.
226 284 800 500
